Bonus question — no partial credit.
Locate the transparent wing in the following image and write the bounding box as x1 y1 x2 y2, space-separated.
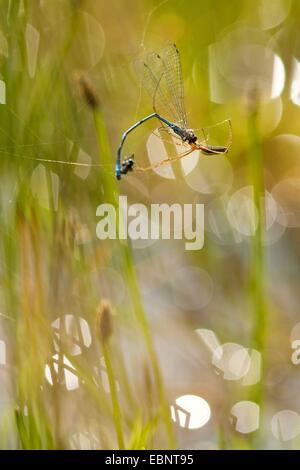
141 43 188 127
195 119 233 152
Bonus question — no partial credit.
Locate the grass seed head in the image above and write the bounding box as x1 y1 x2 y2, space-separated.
96 300 114 344
74 72 99 109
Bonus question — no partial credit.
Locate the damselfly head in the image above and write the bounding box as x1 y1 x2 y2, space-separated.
183 129 197 144
121 155 135 175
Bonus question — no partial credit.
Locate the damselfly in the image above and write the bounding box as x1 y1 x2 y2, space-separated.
116 43 231 180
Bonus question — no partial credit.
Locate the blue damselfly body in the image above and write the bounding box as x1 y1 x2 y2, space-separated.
116 43 231 180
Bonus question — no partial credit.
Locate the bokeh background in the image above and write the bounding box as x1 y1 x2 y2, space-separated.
0 0 300 450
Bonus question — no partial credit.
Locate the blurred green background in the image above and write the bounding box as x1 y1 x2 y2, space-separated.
0 0 300 450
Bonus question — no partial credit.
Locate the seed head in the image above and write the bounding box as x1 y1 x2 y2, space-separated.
74 72 99 109
96 300 113 344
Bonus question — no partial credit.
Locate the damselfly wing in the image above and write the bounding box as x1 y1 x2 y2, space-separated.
142 43 188 129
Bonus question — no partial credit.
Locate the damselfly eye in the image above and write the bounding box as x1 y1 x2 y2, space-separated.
186 129 197 143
